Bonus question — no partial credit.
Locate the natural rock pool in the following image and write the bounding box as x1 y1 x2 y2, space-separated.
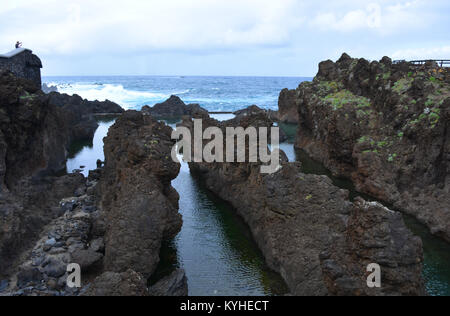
68 120 449 296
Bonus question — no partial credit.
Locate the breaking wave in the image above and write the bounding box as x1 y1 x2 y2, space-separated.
48 82 189 110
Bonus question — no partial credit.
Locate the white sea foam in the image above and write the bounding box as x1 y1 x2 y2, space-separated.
49 82 188 110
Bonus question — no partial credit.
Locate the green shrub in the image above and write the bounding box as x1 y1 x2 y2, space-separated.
323 90 371 111
393 78 413 94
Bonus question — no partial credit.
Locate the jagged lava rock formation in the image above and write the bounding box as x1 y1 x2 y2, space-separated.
0 71 101 280
48 92 124 141
292 53 449 242
183 114 425 296
142 95 208 119
0 70 124 189
1 109 188 296
99 111 183 278
0 71 124 291
278 88 299 124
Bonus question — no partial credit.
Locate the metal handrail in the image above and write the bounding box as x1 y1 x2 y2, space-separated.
393 59 450 67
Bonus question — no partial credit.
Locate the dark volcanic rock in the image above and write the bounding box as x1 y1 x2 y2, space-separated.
48 92 124 115
184 115 425 296
1 71 173 296
278 88 299 124
1 177 106 296
71 249 103 271
16 267 43 287
100 111 182 278
48 92 124 142
233 104 267 117
321 198 424 296
142 95 208 119
292 53 450 242
0 71 70 186
230 105 287 142
0 71 122 281
82 270 149 296
148 269 188 296
0 71 94 277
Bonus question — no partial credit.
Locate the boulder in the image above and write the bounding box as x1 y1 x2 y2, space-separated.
70 249 103 271
82 270 149 296
148 269 188 296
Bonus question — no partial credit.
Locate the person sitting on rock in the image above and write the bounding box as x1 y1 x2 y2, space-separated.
15 41 22 49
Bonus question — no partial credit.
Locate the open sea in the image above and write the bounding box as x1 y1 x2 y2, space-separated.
43 76 310 112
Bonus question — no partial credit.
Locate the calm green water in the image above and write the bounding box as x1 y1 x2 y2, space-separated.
170 157 289 296
403 216 450 296
66 118 116 176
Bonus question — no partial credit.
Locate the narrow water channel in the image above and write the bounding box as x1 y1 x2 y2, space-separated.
166 118 289 296
67 118 288 296
67 120 450 296
66 118 116 177
171 157 288 296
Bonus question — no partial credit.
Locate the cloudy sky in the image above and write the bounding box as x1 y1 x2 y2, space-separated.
1 0 449 76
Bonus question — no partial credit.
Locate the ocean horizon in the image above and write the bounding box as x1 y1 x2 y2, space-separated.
43 75 312 112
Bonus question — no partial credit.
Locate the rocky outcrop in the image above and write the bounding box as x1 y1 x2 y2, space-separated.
85 268 188 297
0 48 42 88
293 53 450 242
0 71 71 188
47 92 124 115
142 95 208 119
234 105 279 123
233 105 267 118
0 72 184 296
230 105 287 142
48 92 124 142
278 88 298 124
0 71 125 190
2 131 185 296
99 111 182 278
82 270 149 296
0 71 122 283
321 198 424 296
184 115 425 296
148 269 188 296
